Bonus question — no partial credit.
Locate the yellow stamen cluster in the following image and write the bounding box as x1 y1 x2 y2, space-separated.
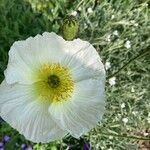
34 63 74 103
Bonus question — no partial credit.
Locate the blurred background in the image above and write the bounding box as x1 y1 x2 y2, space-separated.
0 0 150 149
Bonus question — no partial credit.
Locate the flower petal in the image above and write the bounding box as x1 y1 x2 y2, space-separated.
4 32 66 84
0 80 67 143
60 39 105 82
48 78 105 138
5 32 104 84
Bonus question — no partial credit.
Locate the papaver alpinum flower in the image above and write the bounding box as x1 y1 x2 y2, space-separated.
0 32 106 143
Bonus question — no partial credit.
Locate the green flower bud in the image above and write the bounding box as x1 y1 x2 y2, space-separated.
62 15 79 41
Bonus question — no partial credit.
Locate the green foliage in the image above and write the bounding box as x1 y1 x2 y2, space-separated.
27 0 68 22
0 0 150 149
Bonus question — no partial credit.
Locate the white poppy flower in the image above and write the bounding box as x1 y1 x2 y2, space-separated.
132 111 138 115
105 61 111 70
106 34 111 42
122 118 128 124
108 77 116 86
111 15 115 19
71 11 77 16
0 32 106 143
121 103 125 108
124 40 131 49
113 30 119 36
87 8 93 14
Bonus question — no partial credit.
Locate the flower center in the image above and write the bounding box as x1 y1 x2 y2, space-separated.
34 63 74 103
47 75 60 88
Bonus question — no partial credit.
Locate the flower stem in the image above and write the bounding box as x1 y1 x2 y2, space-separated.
107 47 150 79
100 132 150 141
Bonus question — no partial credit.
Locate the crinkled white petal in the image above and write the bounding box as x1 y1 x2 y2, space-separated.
4 32 66 84
60 38 105 82
0 81 67 143
5 32 104 84
48 77 105 138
